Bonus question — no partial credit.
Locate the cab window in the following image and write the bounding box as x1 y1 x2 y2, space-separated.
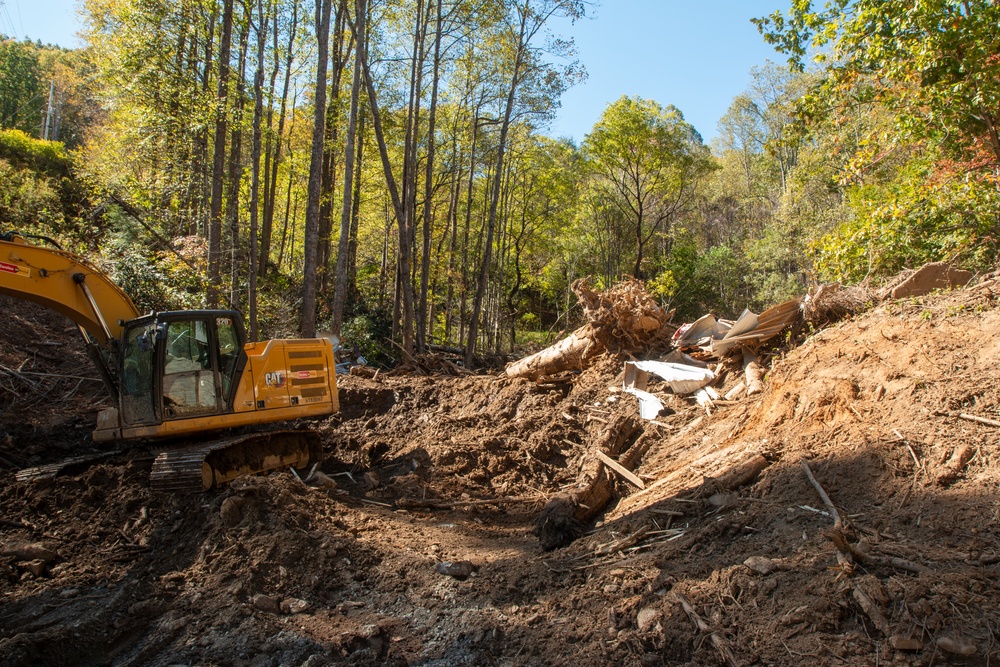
216 316 240 400
162 320 218 417
121 324 156 425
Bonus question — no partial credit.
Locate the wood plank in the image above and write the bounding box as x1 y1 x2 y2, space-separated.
594 449 645 489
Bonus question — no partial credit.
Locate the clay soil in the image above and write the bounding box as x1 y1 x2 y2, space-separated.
2 283 1000 667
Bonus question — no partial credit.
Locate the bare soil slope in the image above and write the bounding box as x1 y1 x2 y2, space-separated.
2 284 1000 666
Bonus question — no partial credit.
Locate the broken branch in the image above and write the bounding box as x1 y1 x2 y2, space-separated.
673 593 738 667
801 459 842 529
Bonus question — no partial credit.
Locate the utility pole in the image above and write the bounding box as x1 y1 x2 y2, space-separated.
43 80 54 140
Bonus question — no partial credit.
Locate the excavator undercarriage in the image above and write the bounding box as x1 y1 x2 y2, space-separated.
150 430 323 492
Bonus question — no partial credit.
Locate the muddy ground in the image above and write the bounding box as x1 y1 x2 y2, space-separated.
2 284 1000 666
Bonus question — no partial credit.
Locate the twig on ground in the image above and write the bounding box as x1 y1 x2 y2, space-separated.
673 593 738 667
396 495 542 510
934 410 1000 428
801 459 842 529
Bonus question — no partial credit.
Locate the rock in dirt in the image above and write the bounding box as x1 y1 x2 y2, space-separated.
640 654 661 667
636 607 660 632
23 559 48 577
890 635 923 651
435 560 478 580
744 556 778 575
1 542 60 564
219 496 245 527
280 597 310 614
251 594 282 614
937 635 977 656
310 471 338 489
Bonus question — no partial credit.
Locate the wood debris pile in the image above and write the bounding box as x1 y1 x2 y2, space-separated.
379 352 472 378
803 283 875 326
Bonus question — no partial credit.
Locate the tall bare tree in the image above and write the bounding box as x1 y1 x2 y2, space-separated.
300 0 334 336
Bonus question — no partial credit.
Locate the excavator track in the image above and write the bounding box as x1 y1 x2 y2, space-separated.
149 430 322 493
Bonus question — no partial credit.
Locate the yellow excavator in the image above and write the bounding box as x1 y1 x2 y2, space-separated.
0 231 338 492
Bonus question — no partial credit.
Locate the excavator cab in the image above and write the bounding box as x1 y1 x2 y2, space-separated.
119 311 246 428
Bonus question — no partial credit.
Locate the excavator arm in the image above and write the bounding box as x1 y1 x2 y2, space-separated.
0 232 140 347
0 231 141 397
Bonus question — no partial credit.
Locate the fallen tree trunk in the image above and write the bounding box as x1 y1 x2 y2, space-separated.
534 413 641 550
743 349 765 396
504 324 600 380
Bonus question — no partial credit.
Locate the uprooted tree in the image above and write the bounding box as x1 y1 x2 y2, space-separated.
505 277 676 380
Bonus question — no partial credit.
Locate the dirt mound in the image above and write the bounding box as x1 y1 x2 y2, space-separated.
3 283 1000 665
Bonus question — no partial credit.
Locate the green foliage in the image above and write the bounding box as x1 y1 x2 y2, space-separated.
583 95 714 279
692 245 749 316
104 242 173 313
341 312 394 368
750 1 1000 291
0 129 68 174
0 39 43 134
812 154 1000 282
651 233 699 318
0 129 95 244
756 0 1000 164
744 219 809 309
0 157 63 231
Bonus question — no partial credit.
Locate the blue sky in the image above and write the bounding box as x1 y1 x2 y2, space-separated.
0 0 790 143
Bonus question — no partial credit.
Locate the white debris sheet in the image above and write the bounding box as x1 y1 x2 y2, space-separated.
623 387 666 420
624 360 715 395
622 358 717 420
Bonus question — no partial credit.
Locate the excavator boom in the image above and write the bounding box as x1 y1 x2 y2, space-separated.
0 232 140 346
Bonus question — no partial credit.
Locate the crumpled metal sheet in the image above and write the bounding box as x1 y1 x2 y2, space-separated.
674 297 805 359
625 360 715 395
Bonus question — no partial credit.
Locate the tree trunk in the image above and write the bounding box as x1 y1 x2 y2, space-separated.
208 0 235 307
247 0 269 341
260 0 298 278
401 0 428 353
318 2 348 297
330 0 366 338
226 9 251 309
417 0 443 349
361 31 412 354
466 9 528 367
300 0 333 337
346 111 364 306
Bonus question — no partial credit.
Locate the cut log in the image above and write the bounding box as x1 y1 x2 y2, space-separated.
715 454 768 491
724 381 746 401
743 349 765 396
506 278 674 380
504 324 600 380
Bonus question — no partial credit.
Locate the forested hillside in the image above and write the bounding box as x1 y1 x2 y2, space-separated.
1 0 997 364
